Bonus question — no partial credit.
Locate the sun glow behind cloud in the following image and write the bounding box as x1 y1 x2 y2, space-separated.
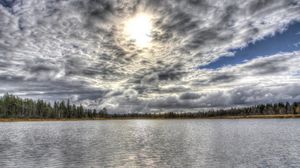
1 0 300 113
124 14 152 47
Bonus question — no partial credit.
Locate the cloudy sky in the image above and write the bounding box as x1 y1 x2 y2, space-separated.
1 0 300 113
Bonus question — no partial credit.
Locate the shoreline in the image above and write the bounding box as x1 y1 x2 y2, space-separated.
1 114 300 122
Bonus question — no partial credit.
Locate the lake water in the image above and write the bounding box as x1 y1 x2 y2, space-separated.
1 119 300 168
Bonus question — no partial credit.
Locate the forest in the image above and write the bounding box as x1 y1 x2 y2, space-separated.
0 93 107 119
1 93 300 119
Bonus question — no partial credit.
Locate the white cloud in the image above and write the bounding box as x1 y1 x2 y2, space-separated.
0 0 300 112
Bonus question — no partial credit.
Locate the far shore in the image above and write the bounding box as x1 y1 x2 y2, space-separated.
1 114 300 122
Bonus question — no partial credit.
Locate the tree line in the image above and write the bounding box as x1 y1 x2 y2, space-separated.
1 93 300 119
104 102 300 119
0 93 107 119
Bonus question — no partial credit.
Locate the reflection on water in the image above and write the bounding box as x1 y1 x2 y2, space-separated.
1 119 300 167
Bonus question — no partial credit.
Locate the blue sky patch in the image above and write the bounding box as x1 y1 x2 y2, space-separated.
201 21 300 69
0 0 15 8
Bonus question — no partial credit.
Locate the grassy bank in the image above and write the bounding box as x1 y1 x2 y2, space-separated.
1 114 300 122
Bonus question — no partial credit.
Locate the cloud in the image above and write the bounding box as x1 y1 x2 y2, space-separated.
179 92 201 100
0 0 300 113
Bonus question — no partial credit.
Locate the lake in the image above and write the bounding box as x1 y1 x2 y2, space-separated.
1 119 300 167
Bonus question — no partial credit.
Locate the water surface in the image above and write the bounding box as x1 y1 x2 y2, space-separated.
1 119 300 167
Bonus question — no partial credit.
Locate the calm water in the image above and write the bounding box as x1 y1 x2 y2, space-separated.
1 119 300 168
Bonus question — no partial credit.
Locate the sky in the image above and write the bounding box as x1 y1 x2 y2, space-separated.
0 0 300 113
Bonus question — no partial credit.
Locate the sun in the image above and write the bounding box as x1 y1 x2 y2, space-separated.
124 14 152 47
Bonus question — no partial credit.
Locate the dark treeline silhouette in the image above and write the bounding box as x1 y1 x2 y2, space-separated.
0 93 107 119
109 102 300 119
1 93 300 119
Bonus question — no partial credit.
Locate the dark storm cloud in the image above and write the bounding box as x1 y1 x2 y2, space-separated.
248 0 275 14
0 60 11 69
159 11 198 36
179 92 201 100
209 74 237 84
157 64 185 81
72 0 116 35
64 56 91 76
242 56 290 75
128 63 186 88
192 73 238 87
0 74 24 82
0 75 108 104
143 83 300 111
185 0 208 6
29 64 55 73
